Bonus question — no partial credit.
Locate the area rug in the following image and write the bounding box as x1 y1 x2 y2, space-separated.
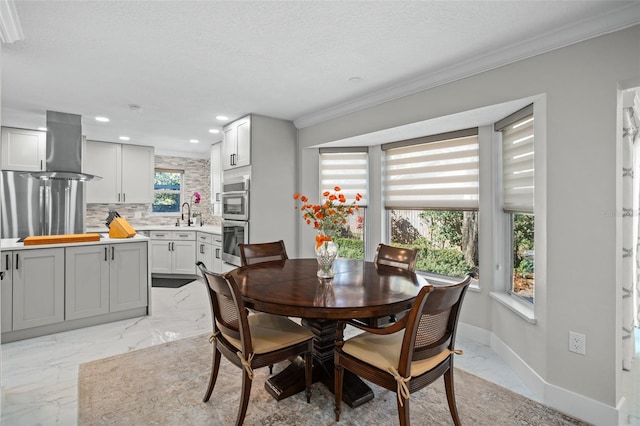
151 277 195 288
78 333 590 425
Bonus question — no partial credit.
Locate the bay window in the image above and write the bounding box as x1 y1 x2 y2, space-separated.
496 105 535 302
383 129 480 279
319 148 368 260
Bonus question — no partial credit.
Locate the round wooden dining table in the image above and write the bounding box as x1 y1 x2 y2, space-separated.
227 257 429 408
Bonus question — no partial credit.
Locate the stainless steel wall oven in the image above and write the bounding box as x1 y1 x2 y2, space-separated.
221 176 249 221
221 175 250 266
222 219 249 266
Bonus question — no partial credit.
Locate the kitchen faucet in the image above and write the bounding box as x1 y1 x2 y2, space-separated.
181 202 192 226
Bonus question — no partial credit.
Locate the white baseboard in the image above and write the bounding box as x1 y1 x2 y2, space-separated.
457 321 491 346
459 321 622 426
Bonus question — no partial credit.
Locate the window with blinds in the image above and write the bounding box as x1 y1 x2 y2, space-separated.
319 149 368 206
497 105 534 213
382 128 479 210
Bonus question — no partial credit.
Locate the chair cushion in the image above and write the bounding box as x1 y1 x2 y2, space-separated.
342 330 452 377
223 313 313 354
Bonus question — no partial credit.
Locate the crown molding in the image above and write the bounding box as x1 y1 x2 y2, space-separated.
294 2 640 129
0 0 23 44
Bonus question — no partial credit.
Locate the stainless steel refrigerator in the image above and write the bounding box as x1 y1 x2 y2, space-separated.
1 170 84 239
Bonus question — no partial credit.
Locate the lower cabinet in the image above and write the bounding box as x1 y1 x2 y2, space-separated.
109 242 148 312
196 232 222 274
65 242 148 320
9 248 65 331
150 231 196 275
1 255 12 333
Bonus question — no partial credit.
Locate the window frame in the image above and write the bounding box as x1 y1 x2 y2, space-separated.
318 148 369 260
382 128 480 281
496 105 535 305
151 168 185 216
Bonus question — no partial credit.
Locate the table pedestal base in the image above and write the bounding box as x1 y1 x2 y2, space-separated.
263 318 374 408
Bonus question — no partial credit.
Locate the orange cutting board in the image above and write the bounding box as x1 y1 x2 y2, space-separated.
23 233 101 246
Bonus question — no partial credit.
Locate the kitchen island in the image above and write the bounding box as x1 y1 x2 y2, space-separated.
1 234 150 342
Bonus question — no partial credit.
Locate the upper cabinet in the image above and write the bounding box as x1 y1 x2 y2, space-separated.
210 142 222 215
84 141 154 204
222 116 251 170
1 127 46 172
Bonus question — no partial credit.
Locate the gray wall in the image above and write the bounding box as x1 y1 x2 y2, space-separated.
297 24 640 419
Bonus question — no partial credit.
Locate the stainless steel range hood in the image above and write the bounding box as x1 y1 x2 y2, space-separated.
26 111 101 181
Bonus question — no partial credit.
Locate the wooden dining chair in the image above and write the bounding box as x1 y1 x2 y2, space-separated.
334 273 473 426
374 243 419 271
358 243 420 327
239 240 288 266
196 261 313 426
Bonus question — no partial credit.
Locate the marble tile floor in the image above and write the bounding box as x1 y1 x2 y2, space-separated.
0 279 614 425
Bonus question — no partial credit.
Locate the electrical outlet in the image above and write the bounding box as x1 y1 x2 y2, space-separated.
569 331 586 355
134 211 142 219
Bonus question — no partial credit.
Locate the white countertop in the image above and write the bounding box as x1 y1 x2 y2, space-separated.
1 233 150 251
87 224 222 235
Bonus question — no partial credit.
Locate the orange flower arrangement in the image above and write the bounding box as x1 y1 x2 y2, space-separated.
293 186 362 249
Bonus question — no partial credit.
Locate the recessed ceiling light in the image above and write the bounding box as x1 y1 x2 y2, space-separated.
189 139 199 144
95 116 110 122
37 127 47 131
216 115 229 121
209 128 220 134
119 136 130 141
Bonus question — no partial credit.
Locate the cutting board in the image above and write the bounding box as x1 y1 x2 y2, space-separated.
23 233 101 246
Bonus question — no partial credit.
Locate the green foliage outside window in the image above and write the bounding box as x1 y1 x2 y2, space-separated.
390 210 479 278
512 213 534 301
153 170 182 213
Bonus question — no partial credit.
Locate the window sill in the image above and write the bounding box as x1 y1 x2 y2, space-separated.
418 271 481 292
489 292 536 324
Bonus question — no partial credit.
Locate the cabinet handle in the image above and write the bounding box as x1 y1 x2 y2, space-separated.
216 192 220 202
200 244 204 254
5 254 9 270
111 247 115 261
178 234 188 238
123 193 126 202
104 247 108 261
118 193 121 202
168 242 171 251
15 253 19 270
215 248 220 259
172 242 175 251
40 160 43 170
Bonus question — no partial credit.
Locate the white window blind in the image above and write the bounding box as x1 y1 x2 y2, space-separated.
319 149 368 206
498 106 534 213
382 129 479 210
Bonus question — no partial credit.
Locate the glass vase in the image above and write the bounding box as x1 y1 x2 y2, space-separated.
315 235 338 278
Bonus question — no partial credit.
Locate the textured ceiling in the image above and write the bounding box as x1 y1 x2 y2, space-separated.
1 1 638 157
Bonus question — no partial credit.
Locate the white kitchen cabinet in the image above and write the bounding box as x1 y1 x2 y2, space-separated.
109 242 148 312
1 127 46 172
11 248 65 331
1 253 13 333
84 141 154 204
210 142 222 215
150 230 196 275
222 116 251 170
196 232 222 274
65 245 110 320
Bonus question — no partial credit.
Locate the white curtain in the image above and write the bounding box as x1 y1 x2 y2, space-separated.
622 90 640 370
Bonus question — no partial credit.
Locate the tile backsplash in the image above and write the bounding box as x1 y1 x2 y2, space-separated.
85 154 221 230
